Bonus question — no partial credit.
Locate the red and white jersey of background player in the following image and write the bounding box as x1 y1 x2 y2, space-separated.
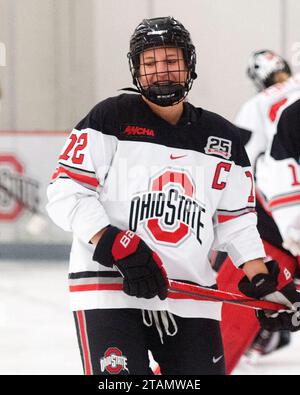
259 99 300 244
46 94 265 319
235 73 300 165
235 74 300 243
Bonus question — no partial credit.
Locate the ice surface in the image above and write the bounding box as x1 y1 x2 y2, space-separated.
0 260 299 375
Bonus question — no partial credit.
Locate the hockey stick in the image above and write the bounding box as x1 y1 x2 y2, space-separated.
168 280 287 312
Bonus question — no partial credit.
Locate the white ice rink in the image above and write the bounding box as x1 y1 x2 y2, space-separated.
1 260 300 375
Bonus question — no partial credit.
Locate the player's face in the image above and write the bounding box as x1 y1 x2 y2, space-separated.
138 47 188 89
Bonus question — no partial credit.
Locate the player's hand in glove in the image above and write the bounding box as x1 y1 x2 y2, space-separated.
92 226 168 300
238 260 300 332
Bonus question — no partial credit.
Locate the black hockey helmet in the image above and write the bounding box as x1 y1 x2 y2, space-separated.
128 16 197 106
247 49 292 91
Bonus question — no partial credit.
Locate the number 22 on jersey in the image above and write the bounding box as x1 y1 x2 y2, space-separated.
59 132 88 165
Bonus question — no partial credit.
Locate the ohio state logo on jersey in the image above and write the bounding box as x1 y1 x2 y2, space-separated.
129 168 205 246
100 347 129 374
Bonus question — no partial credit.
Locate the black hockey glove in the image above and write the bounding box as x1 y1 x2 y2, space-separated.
93 226 168 300
238 260 300 332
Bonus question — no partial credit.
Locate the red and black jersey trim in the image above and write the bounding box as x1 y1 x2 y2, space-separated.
75 94 251 167
68 271 123 292
73 311 93 375
69 271 122 279
269 190 300 210
51 162 99 191
216 207 256 223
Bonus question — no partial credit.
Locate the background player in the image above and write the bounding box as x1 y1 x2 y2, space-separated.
235 49 299 167
238 50 300 359
265 99 300 258
216 51 300 365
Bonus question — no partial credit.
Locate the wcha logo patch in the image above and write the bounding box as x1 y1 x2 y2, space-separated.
124 125 155 137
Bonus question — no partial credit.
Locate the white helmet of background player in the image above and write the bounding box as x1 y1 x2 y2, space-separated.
247 50 292 92
128 16 197 107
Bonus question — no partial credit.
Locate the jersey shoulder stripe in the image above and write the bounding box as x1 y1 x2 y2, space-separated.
74 94 250 167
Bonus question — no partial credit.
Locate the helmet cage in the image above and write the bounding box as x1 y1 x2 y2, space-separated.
128 17 197 106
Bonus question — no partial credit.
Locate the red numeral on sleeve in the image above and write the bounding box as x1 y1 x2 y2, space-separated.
288 163 300 186
59 133 88 164
59 134 77 161
245 170 255 203
72 133 88 164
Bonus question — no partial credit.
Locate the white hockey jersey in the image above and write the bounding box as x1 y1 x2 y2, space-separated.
235 73 300 166
258 99 300 243
46 94 265 319
234 74 300 249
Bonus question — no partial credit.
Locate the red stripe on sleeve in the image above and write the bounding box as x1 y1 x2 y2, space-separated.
217 215 236 223
52 167 99 187
217 210 255 223
69 283 123 292
269 193 300 210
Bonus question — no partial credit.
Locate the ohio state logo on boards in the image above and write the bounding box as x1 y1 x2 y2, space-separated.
129 169 206 246
0 154 40 221
100 347 129 374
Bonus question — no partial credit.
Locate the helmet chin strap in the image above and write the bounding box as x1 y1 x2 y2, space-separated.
119 83 188 107
143 83 187 107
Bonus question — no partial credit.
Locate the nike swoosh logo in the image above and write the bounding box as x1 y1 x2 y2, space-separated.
212 355 223 364
170 154 187 160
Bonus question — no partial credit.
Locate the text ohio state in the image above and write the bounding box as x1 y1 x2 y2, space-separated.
129 188 206 244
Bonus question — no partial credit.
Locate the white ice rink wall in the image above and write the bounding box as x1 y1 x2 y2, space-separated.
0 0 300 249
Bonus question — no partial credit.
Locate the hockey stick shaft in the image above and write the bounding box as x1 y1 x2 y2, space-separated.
168 280 287 311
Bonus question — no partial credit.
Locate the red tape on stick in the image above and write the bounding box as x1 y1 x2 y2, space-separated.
168 280 287 312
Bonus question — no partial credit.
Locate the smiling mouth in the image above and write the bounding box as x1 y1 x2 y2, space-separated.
153 81 176 86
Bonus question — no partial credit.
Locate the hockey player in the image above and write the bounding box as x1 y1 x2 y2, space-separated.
239 51 300 358
267 99 300 258
217 51 300 368
248 98 300 358
46 18 300 375
236 49 299 167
